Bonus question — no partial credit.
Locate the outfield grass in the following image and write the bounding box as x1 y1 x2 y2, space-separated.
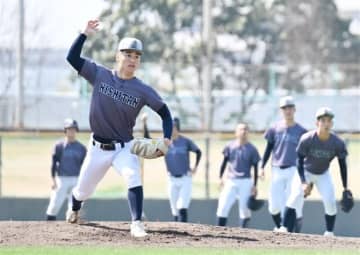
1 131 359 199
0 247 359 255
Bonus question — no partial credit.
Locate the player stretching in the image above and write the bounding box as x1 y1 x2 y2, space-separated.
260 96 307 232
216 123 261 228
66 20 172 237
282 107 351 236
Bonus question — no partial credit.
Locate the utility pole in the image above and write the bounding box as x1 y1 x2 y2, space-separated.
0 136 2 197
15 0 25 129
202 0 213 199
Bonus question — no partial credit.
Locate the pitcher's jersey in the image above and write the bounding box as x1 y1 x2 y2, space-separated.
80 59 165 142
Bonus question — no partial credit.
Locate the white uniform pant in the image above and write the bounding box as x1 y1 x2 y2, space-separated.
72 137 141 201
46 176 78 217
286 170 337 216
268 166 303 218
168 175 192 216
216 178 253 219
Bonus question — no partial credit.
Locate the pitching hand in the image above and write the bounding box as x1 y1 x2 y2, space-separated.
83 20 100 36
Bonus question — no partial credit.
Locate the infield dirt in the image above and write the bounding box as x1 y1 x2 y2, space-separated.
0 221 359 249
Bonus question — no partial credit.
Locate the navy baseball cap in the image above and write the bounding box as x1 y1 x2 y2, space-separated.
315 107 334 120
279 96 295 108
64 118 79 131
118 37 143 54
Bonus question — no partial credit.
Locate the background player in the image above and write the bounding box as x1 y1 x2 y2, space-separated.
282 107 350 236
216 123 260 228
260 96 307 232
143 116 202 222
46 119 86 221
66 19 172 237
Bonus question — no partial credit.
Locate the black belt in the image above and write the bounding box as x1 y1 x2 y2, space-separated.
171 174 185 178
279 165 292 169
93 135 124 151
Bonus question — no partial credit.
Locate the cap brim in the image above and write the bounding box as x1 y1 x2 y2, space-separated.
120 49 142 55
280 104 295 108
317 113 334 119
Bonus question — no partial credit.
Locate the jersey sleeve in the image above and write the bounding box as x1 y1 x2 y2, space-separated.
187 138 200 152
144 86 164 112
296 135 309 156
80 144 87 163
252 146 261 165
335 139 348 159
223 145 230 158
264 127 275 143
79 59 100 85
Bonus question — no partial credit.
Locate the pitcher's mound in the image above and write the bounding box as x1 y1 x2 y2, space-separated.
1 221 359 248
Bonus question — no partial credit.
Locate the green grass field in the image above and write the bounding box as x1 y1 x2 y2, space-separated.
1 131 359 199
0 247 359 255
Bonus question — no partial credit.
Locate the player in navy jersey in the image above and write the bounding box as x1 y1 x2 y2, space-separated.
260 96 307 232
216 123 261 228
282 107 350 236
142 117 201 222
66 20 172 237
46 119 86 221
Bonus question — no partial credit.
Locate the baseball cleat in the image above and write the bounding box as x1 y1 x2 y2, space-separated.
130 221 148 238
323 231 335 237
67 211 80 224
277 226 288 233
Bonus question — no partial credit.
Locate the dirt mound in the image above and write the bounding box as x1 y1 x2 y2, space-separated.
1 221 359 248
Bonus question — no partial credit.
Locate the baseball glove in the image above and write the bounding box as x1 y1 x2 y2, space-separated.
130 138 169 159
340 190 354 213
247 195 265 211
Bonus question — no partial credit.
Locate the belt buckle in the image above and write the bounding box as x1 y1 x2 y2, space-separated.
100 143 115 151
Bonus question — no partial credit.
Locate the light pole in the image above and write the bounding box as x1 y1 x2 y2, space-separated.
15 0 25 129
202 0 213 199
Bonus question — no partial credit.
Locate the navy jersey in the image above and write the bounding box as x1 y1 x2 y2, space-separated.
80 59 165 142
297 130 348 175
165 135 200 176
264 122 307 167
223 141 261 179
52 140 87 177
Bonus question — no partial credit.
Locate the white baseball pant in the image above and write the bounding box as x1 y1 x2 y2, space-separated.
46 176 78 216
216 178 253 219
72 137 141 201
286 170 337 216
268 166 303 218
168 174 192 216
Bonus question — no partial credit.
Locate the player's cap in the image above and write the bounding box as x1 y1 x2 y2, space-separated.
279 96 295 108
315 107 334 120
173 117 180 131
64 118 79 131
118 37 143 54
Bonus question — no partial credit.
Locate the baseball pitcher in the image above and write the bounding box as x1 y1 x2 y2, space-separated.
66 20 172 238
